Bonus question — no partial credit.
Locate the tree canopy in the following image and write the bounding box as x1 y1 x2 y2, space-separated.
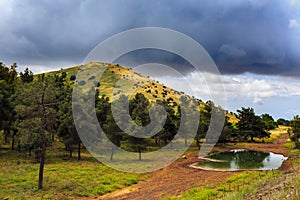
236 107 270 142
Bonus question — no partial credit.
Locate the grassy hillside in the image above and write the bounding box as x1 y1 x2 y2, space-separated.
48 62 188 104
45 62 237 121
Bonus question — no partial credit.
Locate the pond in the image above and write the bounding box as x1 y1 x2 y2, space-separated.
196 149 288 171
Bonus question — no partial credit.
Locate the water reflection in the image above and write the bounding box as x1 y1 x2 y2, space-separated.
198 149 287 170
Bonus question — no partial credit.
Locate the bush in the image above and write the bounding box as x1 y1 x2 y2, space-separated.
78 80 86 86
70 75 76 81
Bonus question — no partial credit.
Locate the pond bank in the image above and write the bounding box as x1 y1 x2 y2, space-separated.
90 134 294 200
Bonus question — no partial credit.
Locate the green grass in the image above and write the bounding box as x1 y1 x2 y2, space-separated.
284 140 296 149
0 147 141 199
181 188 217 200
285 140 300 165
165 170 282 200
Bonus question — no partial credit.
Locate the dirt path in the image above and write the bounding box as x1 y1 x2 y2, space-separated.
88 134 291 200
96 154 234 200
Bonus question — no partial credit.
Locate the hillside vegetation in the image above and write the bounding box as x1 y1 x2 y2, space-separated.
48 62 237 120
49 62 197 104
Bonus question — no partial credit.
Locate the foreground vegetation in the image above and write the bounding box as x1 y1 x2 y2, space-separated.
0 145 141 199
164 170 283 200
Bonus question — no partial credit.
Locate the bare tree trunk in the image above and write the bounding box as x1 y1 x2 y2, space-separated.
38 81 47 190
69 144 73 158
11 133 15 150
4 130 8 144
38 144 46 189
17 141 21 152
77 142 81 161
138 149 142 161
110 146 114 161
196 139 200 150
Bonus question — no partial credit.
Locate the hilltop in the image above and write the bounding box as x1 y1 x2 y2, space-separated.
48 62 195 104
45 62 238 122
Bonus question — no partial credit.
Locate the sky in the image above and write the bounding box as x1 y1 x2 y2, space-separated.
0 0 300 119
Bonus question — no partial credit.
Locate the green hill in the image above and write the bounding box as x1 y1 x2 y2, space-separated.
48 62 185 103
44 61 237 122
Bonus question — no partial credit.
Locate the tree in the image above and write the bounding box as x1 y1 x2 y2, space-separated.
14 75 58 189
218 116 236 143
179 96 199 147
261 113 277 131
95 93 111 124
57 79 82 160
0 73 11 143
20 68 34 83
236 107 270 142
156 100 179 146
195 101 212 149
291 115 300 148
129 93 151 126
0 62 18 148
103 111 123 160
125 93 152 160
277 118 290 126
8 63 18 149
95 94 123 160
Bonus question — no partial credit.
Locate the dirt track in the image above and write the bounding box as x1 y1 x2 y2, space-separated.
89 134 291 200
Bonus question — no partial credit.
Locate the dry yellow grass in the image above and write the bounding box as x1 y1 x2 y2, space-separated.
46 62 237 121
256 125 290 142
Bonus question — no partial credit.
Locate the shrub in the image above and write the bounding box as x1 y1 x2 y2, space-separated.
70 75 76 81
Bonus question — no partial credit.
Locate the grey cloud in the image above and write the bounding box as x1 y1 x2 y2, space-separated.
0 0 299 77
219 45 246 57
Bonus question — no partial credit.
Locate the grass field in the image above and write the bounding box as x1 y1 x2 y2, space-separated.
0 145 142 200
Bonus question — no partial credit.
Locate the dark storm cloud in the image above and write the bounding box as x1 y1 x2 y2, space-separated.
0 0 299 76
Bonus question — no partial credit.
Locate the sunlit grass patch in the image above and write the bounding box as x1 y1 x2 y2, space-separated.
256 125 289 143
181 188 217 200
0 149 141 199
165 170 282 200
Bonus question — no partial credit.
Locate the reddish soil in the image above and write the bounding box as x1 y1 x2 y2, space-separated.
89 134 291 200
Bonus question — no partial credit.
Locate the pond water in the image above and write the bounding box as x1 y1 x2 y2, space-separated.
197 149 287 171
